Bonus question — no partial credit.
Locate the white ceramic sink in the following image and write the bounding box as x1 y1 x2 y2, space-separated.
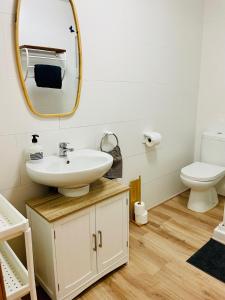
26 149 113 197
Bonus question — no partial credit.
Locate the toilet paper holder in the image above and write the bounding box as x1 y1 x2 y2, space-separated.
143 135 152 143
142 132 162 147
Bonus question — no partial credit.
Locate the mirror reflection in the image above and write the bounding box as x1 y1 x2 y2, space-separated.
16 0 82 117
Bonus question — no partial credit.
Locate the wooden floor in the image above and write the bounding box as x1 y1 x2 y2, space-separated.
24 191 225 299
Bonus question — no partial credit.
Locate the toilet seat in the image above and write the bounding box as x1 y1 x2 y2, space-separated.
181 162 225 182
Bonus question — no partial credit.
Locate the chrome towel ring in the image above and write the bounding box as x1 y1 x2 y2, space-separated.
100 132 119 151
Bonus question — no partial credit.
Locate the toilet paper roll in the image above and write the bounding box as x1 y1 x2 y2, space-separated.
134 201 145 215
135 210 148 225
144 132 162 148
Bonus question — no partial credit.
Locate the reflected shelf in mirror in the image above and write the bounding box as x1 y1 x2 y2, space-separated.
20 45 67 81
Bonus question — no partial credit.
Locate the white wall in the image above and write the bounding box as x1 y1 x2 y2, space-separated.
195 0 225 160
0 0 203 260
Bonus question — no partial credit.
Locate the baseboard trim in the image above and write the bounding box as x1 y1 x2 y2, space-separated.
148 188 189 210
213 223 225 245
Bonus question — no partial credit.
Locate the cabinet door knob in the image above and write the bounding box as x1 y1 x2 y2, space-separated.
98 231 103 248
93 234 97 251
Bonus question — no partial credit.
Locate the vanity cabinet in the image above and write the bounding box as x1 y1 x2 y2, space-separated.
54 206 97 298
95 196 128 272
26 179 129 300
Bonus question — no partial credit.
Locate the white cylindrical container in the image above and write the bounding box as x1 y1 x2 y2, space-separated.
135 210 148 225
134 202 145 215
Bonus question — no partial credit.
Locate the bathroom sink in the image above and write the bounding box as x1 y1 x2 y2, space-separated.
26 149 113 197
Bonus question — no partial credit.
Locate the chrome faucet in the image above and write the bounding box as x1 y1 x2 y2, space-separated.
59 142 74 158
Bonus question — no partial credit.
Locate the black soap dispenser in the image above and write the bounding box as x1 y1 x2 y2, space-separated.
28 134 44 161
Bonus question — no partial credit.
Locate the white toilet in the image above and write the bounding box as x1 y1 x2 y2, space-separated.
180 131 225 213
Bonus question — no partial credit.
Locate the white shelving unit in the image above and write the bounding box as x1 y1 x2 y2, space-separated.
0 194 37 300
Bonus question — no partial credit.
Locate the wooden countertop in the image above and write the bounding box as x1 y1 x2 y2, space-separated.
26 178 129 223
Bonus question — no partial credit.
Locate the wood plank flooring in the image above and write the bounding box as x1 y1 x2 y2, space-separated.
24 191 225 299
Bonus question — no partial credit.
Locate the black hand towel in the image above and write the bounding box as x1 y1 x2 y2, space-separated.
103 145 123 179
34 64 62 89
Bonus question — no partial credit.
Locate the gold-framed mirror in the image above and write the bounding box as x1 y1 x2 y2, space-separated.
15 0 82 118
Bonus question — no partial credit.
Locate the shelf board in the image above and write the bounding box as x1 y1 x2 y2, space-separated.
20 45 66 54
0 241 29 300
0 194 28 241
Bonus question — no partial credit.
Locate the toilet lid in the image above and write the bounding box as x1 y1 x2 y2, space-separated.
181 162 225 182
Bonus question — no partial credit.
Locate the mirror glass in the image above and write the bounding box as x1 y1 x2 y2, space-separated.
16 0 82 117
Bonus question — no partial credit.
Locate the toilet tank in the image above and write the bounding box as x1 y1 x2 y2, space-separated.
201 131 225 166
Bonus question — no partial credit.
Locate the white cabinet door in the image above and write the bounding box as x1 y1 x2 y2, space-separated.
54 206 97 298
96 194 128 273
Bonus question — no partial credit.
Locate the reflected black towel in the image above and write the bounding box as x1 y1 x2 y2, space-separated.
34 64 62 89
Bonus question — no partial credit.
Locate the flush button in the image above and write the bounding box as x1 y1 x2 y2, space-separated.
217 132 223 135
